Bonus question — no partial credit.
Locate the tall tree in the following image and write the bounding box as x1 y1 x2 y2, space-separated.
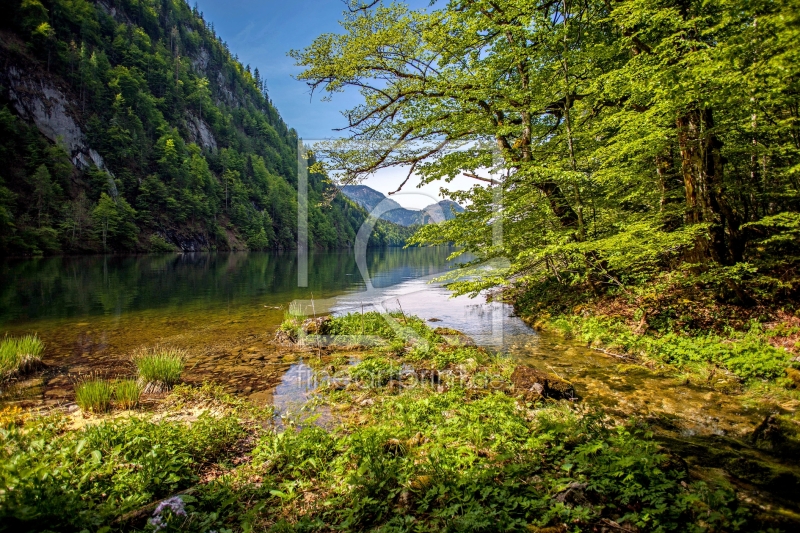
295 0 800 302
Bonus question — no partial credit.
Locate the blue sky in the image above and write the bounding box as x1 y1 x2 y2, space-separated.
194 0 477 208
194 0 434 139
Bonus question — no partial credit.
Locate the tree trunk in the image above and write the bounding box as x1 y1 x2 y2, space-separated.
675 107 741 264
539 181 579 230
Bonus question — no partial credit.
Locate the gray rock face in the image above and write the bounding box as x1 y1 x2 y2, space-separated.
216 71 239 108
3 66 107 171
163 229 210 252
95 0 134 25
191 47 211 74
186 113 217 151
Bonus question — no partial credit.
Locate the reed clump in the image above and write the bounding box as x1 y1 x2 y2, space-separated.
133 346 186 393
280 300 308 334
0 334 44 379
113 379 141 409
74 377 114 414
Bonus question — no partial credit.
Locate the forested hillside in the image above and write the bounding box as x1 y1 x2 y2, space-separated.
0 0 409 255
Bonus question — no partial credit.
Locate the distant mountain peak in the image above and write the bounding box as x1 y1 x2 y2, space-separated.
341 185 464 226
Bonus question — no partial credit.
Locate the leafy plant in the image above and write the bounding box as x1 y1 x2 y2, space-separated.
0 411 243 532
349 356 401 387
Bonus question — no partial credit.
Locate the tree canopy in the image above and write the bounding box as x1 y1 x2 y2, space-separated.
295 0 800 307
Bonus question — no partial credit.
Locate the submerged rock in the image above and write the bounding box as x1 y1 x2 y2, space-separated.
301 316 331 335
510 365 576 401
272 329 297 346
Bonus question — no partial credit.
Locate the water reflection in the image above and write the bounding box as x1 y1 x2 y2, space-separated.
0 247 468 407
0 247 465 325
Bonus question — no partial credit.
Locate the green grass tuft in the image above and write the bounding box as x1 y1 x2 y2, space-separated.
0 334 44 379
280 300 308 333
134 347 186 391
75 378 114 413
113 379 141 410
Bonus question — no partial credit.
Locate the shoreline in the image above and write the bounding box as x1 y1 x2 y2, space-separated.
2 312 800 531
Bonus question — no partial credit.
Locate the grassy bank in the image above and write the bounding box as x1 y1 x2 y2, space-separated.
0 313 792 532
511 278 800 394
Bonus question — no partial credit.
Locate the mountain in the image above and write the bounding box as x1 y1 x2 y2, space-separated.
0 0 410 255
423 200 465 223
341 185 464 227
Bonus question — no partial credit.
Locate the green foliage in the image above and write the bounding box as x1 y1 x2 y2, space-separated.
254 425 338 480
148 233 177 252
0 334 44 379
0 412 242 532
411 344 487 370
548 315 791 381
296 0 800 313
75 377 114 413
134 347 185 389
349 355 401 387
0 316 764 532
251 389 746 532
92 192 138 251
328 311 399 339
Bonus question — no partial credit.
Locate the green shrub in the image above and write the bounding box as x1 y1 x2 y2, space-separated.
113 379 141 410
75 378 114 413
0 334 44 379
148 234 176 252
134 347 185 391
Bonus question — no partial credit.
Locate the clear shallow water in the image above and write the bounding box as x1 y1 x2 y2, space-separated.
0 247 778 438
332 272 775 438
0 247 468 405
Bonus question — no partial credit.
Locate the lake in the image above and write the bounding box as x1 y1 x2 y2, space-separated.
0 246 773 441
0 247 489 405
